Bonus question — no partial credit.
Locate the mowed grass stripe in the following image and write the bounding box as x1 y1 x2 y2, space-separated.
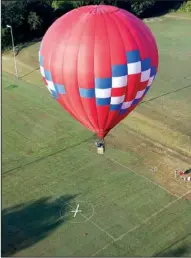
40 158 176 238
2 73 93 172
96 193 191 257
143 18 191 101
3 145 175 241
20 220 113 257
2 146 91 195
2 141 105 195
108 156 178 197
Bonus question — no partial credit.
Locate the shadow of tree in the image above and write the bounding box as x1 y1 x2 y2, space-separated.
185 168 191 174
156 244 191 257
2 195 76 256
155 233 191 257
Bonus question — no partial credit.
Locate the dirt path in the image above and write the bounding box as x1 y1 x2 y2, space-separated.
165 14 191 20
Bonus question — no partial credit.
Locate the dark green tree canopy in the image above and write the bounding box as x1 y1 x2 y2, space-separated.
1 0 186 51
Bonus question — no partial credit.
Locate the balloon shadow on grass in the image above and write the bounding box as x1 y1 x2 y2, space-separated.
2 195 76 256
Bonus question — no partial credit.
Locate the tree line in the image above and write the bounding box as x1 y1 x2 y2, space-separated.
2 0 187 51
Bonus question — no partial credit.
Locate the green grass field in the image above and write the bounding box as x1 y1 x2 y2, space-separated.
2 15 191 256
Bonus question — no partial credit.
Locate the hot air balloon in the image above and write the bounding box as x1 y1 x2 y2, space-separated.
39 5 159 152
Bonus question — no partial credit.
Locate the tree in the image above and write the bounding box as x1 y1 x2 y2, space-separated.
2 1 27 28
39 0 54 5
130 0 156 16
2 28 12 51
52 0 70 9
51 0 73 18
52 0 118 9
2 0 55 50
28 12 42 31
71 0 116 8
26 0 55 31
2 1 28 49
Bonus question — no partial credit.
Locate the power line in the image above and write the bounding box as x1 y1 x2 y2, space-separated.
141 84 191 105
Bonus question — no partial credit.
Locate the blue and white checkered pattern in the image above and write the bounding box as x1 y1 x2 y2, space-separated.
79 49 157 113
120 56 157 114
120 85 151 115
127 50 141 75
39 52 66 99
39 49 157 113
110 64 127 110
112 64 128 88
95 78 112 105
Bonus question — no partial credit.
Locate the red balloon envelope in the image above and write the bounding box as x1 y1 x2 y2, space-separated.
39 5 159 138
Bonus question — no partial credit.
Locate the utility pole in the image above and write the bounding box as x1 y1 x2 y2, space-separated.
6 25 19 79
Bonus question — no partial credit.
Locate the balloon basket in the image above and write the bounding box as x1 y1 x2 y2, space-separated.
97 146 104 155
95 138 105 155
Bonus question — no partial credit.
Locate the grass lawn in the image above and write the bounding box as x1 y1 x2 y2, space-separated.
2 15 191 256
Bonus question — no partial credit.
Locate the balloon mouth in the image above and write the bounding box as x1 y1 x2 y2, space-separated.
97 130 109 139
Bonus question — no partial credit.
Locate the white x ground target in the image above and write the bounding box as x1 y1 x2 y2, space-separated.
60 200 94 224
